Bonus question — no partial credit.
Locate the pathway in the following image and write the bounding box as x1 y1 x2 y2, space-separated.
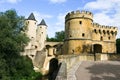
75 61 120 80
67 61 82 80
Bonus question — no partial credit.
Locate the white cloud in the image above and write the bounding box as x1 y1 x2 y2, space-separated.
0 0 21 4
46 13 66 38
32 11 53 22
56 13 65 27
7 0 21 3
54 13 66 32
93 13 114 26
84 0 120 38
84 0 113 10
49 0 67 3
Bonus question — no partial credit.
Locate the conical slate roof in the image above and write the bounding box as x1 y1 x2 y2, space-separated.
27 13 36 21
38 19 47 26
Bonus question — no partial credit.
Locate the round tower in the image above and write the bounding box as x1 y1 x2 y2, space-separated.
25 13 37 49
36 19 47 51
64 10 93 54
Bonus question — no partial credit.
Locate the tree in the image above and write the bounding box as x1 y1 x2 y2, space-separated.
47 31 65 42
55 31 65 42
0 10 41 80
116 38 120 53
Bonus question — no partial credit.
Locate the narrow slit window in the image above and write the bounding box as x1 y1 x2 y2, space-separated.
79 21 82 25
82 33 85 37
108 37 110 40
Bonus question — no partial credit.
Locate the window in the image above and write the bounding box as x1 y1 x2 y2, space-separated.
79 21 82 25
94 29 97 33
111 31 114 35
35 45 37 49
103 30 106 34
99 30 101 34
107 30 109 35
108 37 110 40
30 55 34 57
70 35 72 37
100 36 103 41
82 33 85 37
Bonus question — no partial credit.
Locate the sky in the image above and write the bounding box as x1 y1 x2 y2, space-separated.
0 0 120 38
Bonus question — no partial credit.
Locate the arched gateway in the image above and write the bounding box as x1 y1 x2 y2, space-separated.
93 44 102 53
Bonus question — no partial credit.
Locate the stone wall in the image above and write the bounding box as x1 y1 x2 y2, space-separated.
55 53 120 80
108 54 120 60
55 62 67 80
57 53 117 70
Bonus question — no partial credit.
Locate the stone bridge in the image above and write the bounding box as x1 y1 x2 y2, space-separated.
45 42 63 56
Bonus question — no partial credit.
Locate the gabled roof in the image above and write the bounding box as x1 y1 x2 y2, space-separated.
27 13 36 21
38 19 47 26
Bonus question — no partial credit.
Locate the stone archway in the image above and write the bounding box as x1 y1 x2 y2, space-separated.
93 44 102 53
48 58 59 80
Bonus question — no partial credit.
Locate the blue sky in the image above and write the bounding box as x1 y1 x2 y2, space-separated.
0 0 120 38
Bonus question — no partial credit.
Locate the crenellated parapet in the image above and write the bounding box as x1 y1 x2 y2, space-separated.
92 23 118 35
65 10 93 22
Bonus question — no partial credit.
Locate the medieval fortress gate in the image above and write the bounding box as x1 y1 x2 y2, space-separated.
64 10 117 54
21 10 118 75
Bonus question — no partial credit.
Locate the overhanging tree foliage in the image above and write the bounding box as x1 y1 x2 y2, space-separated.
0 10 41 80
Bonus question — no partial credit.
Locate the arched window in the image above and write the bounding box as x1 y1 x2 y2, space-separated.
107 30 110 35
103 30 106 34
99 30 101 34
111 31 114 35
94 29 97 33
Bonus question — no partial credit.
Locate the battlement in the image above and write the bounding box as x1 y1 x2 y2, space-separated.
93 23 118 30
92 23 118 35
65 10 93 22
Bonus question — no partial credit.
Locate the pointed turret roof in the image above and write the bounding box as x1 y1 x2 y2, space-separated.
38 19 47 26
27 13 36 21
